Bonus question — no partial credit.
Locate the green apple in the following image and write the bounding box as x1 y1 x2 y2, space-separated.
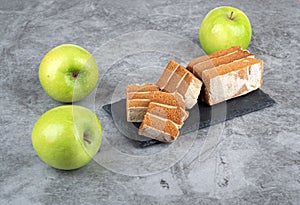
39 44 99 102
32 105 102 170
199 6 252 54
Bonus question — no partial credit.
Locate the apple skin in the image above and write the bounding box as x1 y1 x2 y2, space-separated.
32 105 102 170
39 44 99 102
199 6 252 54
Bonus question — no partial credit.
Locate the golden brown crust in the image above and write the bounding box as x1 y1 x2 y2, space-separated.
193 50 254 79
186 46 242 71
126 83 159 93
126 83 158 122
128 91 185 108
128 99 151 108
202 57 263 106
127 92 154 100
156 60 203 109
156 60 179 88
126 82 189 124
163 65 187 93
147 102 183 125
203 58 263 80
140 113 179 139
166 60 180 72
177 72 193 98
151 91 185 109
260 61 264 87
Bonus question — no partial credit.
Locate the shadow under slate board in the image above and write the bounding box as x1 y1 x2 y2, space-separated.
102 89 276 147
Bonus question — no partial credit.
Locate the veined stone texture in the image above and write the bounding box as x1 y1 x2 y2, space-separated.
0 0 299 204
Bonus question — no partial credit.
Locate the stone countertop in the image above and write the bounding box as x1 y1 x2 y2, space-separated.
1 0 299 204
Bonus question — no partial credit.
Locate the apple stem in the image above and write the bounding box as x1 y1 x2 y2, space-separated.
84 131 91 144
228 11 234 20
71 70 80 79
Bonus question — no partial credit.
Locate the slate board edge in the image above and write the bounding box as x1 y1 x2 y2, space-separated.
101 90 276 147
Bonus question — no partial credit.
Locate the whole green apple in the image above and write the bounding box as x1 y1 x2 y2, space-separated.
39 44 99 102
199 6 252 54
32 105 102 170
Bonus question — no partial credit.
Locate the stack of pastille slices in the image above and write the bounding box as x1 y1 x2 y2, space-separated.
126 60 202 142
126 46 264 143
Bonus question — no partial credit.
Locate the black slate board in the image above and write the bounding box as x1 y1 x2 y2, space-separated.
102 89 275 147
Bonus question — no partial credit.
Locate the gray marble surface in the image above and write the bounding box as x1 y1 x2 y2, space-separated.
1 0 299 204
